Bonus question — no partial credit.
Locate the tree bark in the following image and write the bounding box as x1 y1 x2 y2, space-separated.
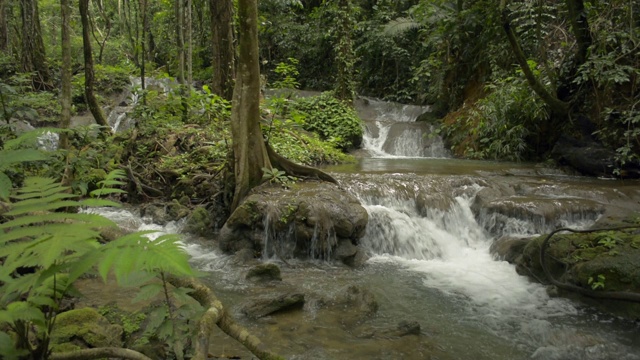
139 0 147 105
186 0 193 86
20 0 51 90
501 9 569 116
175 0 186 86
565 0 591 67
0 0 7 52
165 275 284 360
210 0 235 101
230 0 271 211
80 0 110 130
50 347 153 360
59 0 72 150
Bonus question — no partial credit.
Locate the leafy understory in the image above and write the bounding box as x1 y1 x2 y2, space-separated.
0 172 196 359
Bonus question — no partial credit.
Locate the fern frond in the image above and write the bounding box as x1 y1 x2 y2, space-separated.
384 17 422 36
2 128 62 150
90 169 128 198
0 149 48 170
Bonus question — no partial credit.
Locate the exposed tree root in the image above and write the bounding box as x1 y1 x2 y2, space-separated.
165 275 285 360
265 141 338 184
540 225 640 302
50 347 152 360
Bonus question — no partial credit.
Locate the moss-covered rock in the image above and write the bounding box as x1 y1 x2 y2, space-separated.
218 181 368 266
51 307 124 350
516 229 640 318
183 206 213 237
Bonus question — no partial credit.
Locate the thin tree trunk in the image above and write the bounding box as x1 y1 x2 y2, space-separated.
80 0 110 130
59 0 72 150
20 0 51 90
186 0 193 86
139 0 147 105
0 0 7 52
210 0 235 101
500 7 569 116
175 0 186 86
230 0 271 211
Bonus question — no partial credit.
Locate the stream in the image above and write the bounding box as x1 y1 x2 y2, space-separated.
95 97 640 359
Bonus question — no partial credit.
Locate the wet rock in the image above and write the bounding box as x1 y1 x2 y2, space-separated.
473 195 603 236
219 181 368 265
246 263 282 283
241 291 305 319
551 136 619 177
329 285 378 327
355 320 421 339
140 200 190 225
490 235 532 264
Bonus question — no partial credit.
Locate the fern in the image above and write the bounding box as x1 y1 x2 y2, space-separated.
90 169 127 197
383 17 422 36
0 171 195 359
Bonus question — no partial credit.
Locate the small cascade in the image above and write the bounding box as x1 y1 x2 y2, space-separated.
335 171 640 359
355 97 449 158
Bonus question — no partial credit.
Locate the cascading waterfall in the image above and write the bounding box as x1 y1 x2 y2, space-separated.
338 172 639 359
356 97 449 158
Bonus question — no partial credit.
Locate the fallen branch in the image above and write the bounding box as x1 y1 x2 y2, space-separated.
540 225 640 302
165 275 285 360
50 347 152 360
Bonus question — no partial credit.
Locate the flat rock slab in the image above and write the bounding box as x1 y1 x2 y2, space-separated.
241 291 305 319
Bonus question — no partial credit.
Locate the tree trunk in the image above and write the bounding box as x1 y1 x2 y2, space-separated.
175 0 186 86
139 0 147 105
59 0 72 150
230 0 271 211
80 0 110 130
186 0 193 86
229 0 337 211
210 0 235 101
20 0 51 90
333 0 355 104
0 0 7 52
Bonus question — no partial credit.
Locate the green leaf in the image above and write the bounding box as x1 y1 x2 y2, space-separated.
133 283 164 303
0 149 47 169
0 172 11 201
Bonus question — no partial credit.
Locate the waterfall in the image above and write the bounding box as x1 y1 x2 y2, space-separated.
356 97 449 158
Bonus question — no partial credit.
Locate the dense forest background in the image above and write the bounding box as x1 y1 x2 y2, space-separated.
1 0 639 167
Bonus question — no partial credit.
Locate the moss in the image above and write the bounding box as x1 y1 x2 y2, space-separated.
51 308 123 348
184 206 213 237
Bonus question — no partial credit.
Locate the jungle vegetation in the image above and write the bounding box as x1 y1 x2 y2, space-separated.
0 0 639 359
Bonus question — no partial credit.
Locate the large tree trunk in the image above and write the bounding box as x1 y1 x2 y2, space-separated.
80 0 110 130
229 0 337 211
175 0 186 86
20 0 51 90
210 0 235 101
230 0 271 211
59 0 72 150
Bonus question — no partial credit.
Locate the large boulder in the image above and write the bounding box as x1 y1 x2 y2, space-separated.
218 181 368 266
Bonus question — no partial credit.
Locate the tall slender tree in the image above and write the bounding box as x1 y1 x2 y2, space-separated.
0 0 8 52
20 0 51 89
80 0 110 130
210 0 235 100
59 0 72 150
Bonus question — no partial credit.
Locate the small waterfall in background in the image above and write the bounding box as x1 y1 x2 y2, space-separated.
355 97 449 158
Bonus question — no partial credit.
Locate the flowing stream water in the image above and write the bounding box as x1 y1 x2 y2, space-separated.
92 97 640 359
